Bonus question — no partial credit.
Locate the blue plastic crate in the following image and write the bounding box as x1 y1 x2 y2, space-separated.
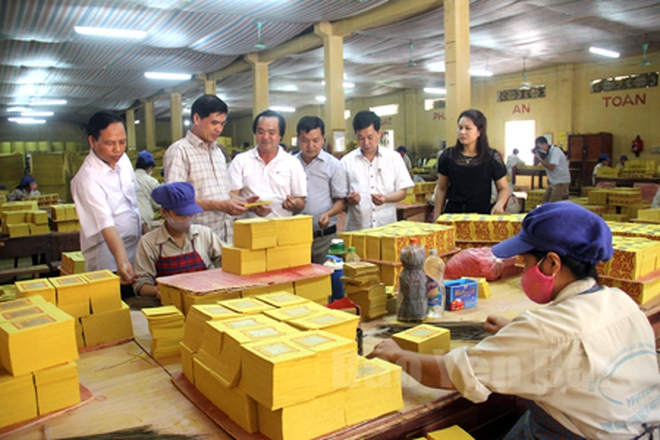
443 279 478 311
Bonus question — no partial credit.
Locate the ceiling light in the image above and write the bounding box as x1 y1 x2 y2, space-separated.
30 99 67 105
279 85 298 92
184 120 190 126
427 62 445 72
470 69 494 77
589 46 620 58
21 111 54 117
270 106 296 113
424 87 446 95
135 120 140 124
145 72 192 80
7 107 29 112
74 26 147 39
8 117 46 124
315 96 326 102
320 80 356 88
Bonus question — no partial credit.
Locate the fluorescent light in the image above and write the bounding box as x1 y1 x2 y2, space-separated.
135 120 140 124
469 69 493 77
8 117 46 124
144 72 192 80
424 87 446 95
7 107 28 112
315 96 326 102
75 26 147 39
344 109 351 120
21 111 54 117
589 46 620 58
320 80 356 88
427 62 445 72
184 120 190 126
279 85 298 92
270 106 296 113
30 99 67 105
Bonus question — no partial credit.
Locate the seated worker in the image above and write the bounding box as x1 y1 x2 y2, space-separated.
135 150 161 234
369 202 660 439
592 153 610 185
8 175 40 201
133 182 222 298
616 154 628 169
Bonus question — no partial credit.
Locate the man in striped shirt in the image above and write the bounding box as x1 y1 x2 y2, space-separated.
164 95 248 244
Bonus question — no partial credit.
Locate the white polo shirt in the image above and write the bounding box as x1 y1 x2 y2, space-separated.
71 151 141 272
341 146 413 231
228 146 307 218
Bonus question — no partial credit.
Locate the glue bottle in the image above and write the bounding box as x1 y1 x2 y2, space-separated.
424 249 445 318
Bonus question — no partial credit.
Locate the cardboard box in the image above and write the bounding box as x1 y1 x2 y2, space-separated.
444 279 478 311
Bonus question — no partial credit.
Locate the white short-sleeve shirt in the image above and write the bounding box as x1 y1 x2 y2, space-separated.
228 147 307 218
341 146 414 231
70 151 141 272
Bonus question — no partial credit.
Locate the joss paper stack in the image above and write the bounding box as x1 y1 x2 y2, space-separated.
287 309 359 341
342 262 387 320
255 291 308 308
392 324 451 355
142 306 185 358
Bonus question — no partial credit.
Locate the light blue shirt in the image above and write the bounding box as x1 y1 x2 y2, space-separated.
296 150 348 231
545 145 571 185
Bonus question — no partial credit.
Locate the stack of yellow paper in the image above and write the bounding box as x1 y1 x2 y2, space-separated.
344 283 387 320
33 362 80 415
221 297 276 315
81 270 121 313
275 215 313 246
257 389 345 440
255 291 308 308
14 279 56 304
233 218 277 249
61 251 86 274
239 338 318 410
195 315 279 379
285 330 357 394
266 243 311 271
80 301 133 347
182 304 239 353
0 367 38 429
214 322 299 387
343 261 379 279
0 300 78 376
293 275 332 304
392 324 451 355
263 302 329 323
142 306 185 358
243 283 294 298
288 310 359 341
221 246 266 275
464 277 491 298
181 290 240 315
193 358 258 433
50 274 90 318
426 425 475 439
344 357 403 425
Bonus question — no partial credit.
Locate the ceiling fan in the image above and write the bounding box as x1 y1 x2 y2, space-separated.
640 43 651 66
406 40 417 67
520 57 531 89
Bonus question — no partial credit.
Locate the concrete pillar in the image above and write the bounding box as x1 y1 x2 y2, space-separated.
404 88 419 153
170 92 183 142
245 53 270 117
556 64 575 136
125 109 137 149
315 22 346 154
144 101 156 150
204 80 216 95
444 0 471 131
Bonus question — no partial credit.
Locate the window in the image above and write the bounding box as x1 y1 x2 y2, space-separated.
369 104 398 116
424 98 446 111
344 109 351 120
504 120 535 165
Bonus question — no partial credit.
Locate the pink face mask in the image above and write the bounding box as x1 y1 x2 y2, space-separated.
521 258 555 304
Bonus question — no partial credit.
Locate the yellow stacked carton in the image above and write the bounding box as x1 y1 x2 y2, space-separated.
436 213 525 244
14 279 57 304
142 306 185 358
342 262 387 320
0 201 40 237
392 324 451 355
51 204 80 232
222 216 313 275
61 251 86 274
525 189 546 211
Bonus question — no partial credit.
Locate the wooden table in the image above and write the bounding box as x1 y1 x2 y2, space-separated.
0 231 79 269
595 177 660 187
513 167 546 189
396 202 432 222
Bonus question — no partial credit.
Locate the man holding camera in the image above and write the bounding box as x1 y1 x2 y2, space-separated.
534 136 570 203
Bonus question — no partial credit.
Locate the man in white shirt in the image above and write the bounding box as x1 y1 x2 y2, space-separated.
71 111 141 298
229 109 307 218
341 111 414 231
164 95 247 244
505 148 525 180
295 116 348 264
534 136 571 203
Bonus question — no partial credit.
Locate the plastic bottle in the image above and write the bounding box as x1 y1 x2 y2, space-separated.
323 255 345 301
345 246 361 263
424 249 446 318
397 238 428 322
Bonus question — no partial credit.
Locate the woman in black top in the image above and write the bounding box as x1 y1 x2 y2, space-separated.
433 109 509 218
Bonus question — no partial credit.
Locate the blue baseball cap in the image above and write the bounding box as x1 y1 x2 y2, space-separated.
19 175 35 188
136 150 155 168
492 202 613 265
620 155 628 161
599 153 610 162
151 182 203 216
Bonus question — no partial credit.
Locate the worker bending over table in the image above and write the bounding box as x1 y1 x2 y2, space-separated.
133 182 222 298
370 202 660 439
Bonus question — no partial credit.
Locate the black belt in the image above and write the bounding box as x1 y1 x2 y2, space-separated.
313 225 336 238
